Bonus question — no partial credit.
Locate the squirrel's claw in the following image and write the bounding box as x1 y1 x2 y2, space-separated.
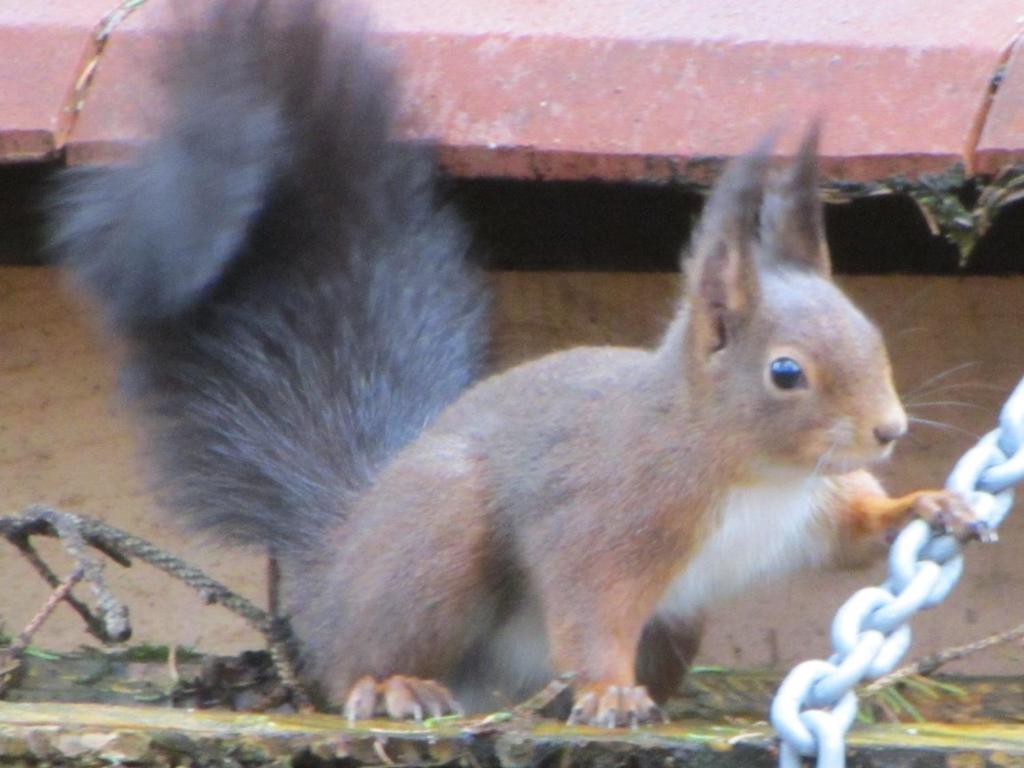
344 676 379 721
912 490 984 543
568 684 666 728
344 675 463 722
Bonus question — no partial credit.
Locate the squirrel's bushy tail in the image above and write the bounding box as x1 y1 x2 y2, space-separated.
50 0 489 556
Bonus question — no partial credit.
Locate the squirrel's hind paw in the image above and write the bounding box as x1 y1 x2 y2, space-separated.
344 675 464 722
568 684 667 729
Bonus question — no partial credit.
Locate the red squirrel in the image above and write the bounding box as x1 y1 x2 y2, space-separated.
52 0 978 727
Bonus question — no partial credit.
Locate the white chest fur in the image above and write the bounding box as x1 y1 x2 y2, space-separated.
658 474 831 619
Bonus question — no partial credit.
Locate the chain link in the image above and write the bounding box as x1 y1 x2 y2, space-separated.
771 376 1024 768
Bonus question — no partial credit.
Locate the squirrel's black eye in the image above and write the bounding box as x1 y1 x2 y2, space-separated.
769 357 806 390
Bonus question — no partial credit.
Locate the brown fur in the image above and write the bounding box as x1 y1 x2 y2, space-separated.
284 127 973 723
53 2 974 727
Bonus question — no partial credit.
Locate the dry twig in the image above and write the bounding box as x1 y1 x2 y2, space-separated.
0 506 310 708
0 566 85 695
863 620 1024 696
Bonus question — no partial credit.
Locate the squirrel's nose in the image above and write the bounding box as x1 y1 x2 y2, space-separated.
873 421 907 445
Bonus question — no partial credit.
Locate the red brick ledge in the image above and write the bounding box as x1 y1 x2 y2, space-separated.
3 0 1023 183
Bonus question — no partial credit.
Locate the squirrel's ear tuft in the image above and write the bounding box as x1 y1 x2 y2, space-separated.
684 134 772 355
761 120 831 275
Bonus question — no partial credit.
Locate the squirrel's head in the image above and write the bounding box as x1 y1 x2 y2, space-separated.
677 125 906 476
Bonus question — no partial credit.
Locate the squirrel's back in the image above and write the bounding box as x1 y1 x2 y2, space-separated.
49 0 489 557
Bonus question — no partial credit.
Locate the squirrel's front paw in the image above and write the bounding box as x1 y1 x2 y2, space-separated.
343 675 464 721
568 684 667 728
912 490 989 543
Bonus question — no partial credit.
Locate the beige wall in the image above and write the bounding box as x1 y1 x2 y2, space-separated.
2 267 1022 675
